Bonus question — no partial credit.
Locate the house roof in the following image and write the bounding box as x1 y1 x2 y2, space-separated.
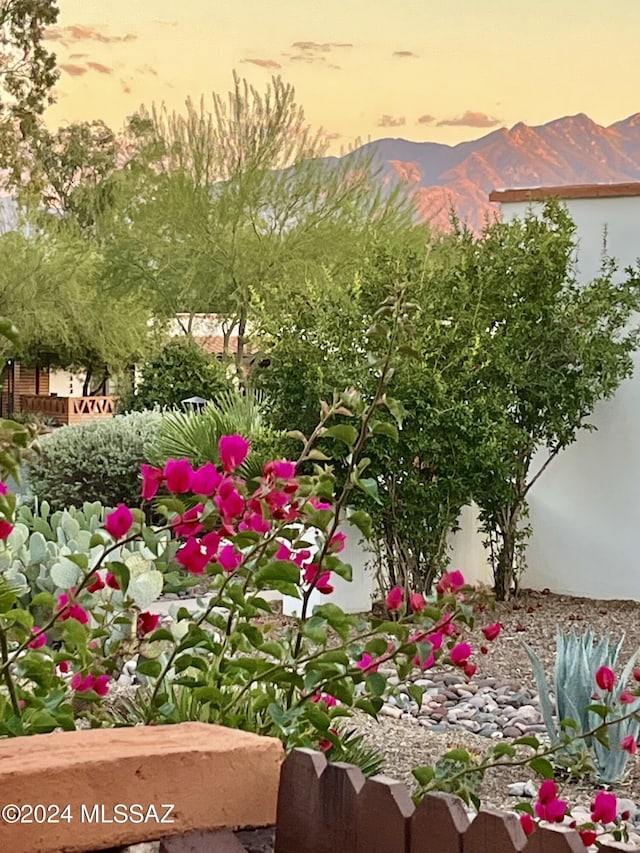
489 182 640 203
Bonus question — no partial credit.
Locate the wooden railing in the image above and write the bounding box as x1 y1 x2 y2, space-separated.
19 395 117 426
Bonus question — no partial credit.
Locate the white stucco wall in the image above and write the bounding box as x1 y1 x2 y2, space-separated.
479 193 640 599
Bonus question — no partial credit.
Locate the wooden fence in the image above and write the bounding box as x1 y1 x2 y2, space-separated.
272 749 630 853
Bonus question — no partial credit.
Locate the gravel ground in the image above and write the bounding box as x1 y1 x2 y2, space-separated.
349 589 640 812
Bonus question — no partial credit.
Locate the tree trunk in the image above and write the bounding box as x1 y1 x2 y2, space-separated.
236 305 248 389
82 369 92 397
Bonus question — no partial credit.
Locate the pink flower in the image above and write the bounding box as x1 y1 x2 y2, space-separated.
621 735 638 755
537 780 558 804
595 666 616 692
620 690 636 705
176 537 213 574
356 653 379 674
217 543 243 573
138 612 161 636
578 830 597 847
28 627 47 649
535 797 567 823
634 667 640 682
0 481 7 495
265 460 296 479
481 623 502 642
57 593 89 624
413 653 435 670
57 660 70 674
519 814 536 836
450 642 472 666
436 570 465 595
105 572 120 590
214 479 245 520
141 464 164 501
164 459 195 494
105 504 134 539
218 434 250 473
191 462 222 496
329 532 347 554
463 662 477 679
303 564 333 594
591 791 617 825
244 512 271 534
71 672 94 692
173 504 205 537
309 497 332 511
409 592 426 613
311 692 337 708
87 574 105 593
0 519 14 540
386 586 404 611
93 674 110 697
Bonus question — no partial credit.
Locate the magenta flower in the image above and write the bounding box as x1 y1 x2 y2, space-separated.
309 497 332 511
214 479 245 520
436 570 465 595
176 537 213 574
164 458 195 494
137 612 161 636
535 795 567 823
28 627 47 649
0 519 14 540
409 592 425 613
356 653 379 674
244 512 271 534
57 592 89 625
463 662 477 679
87 574 105 593
450 642 472 666
386 586 404 611
328 531 347 554
140 464 164 501
265 460 296 479
519 814 536 836
621 735 638 755
591 791 617 825
217 543 243 573
173 504 205 537
0 481 7 495
71 673 93 692
595 666 616 691
105 504 134 539
413 652 435 670
190 462 222 496
105 572 120 590
303 564 333 594
620 690 636 705
481 623 502 642
311 692 337 708
218 434 250 473
93 674 110 697
578 830 597 847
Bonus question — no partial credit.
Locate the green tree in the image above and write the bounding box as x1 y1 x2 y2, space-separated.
0 0 59 133
436 202 640 599
99 73 412 378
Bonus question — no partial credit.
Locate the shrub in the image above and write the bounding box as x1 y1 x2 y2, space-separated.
120 337 232 412
26 411 162 510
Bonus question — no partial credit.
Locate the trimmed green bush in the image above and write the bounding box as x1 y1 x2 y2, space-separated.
120 337 232 412
26 411 162 510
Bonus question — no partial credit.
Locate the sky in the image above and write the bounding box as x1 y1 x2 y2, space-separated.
44 0 640 154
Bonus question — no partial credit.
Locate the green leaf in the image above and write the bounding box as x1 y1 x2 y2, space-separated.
136 659 162 678
354 477 381 504
325 424 358 447
255 560 301 586
347 509 372 539
530 757 555 779
443 749 471 763
407 684 424 708
366 672 386 697
412 765 435 786
371 421 399 442
513 736 540 750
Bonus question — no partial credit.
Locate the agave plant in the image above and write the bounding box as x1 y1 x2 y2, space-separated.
524 629 640 784
149 388 286 483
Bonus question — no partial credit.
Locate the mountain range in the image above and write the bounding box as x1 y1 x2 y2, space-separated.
358 113 640 232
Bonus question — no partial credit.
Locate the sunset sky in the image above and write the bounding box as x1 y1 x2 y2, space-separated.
44 0 640 153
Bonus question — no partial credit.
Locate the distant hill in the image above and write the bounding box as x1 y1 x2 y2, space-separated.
354 113 640 232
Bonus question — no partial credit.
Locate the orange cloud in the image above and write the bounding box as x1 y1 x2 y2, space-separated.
69 53 88 59
136 64 158 76
59 63 88 77
46 25 137 45
292 41 352 52
393 50 418 58
87 61 112 74
240 58 282 70
418 114 435 124
378 115 406 128
437 110 502 128
121 80 132 94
